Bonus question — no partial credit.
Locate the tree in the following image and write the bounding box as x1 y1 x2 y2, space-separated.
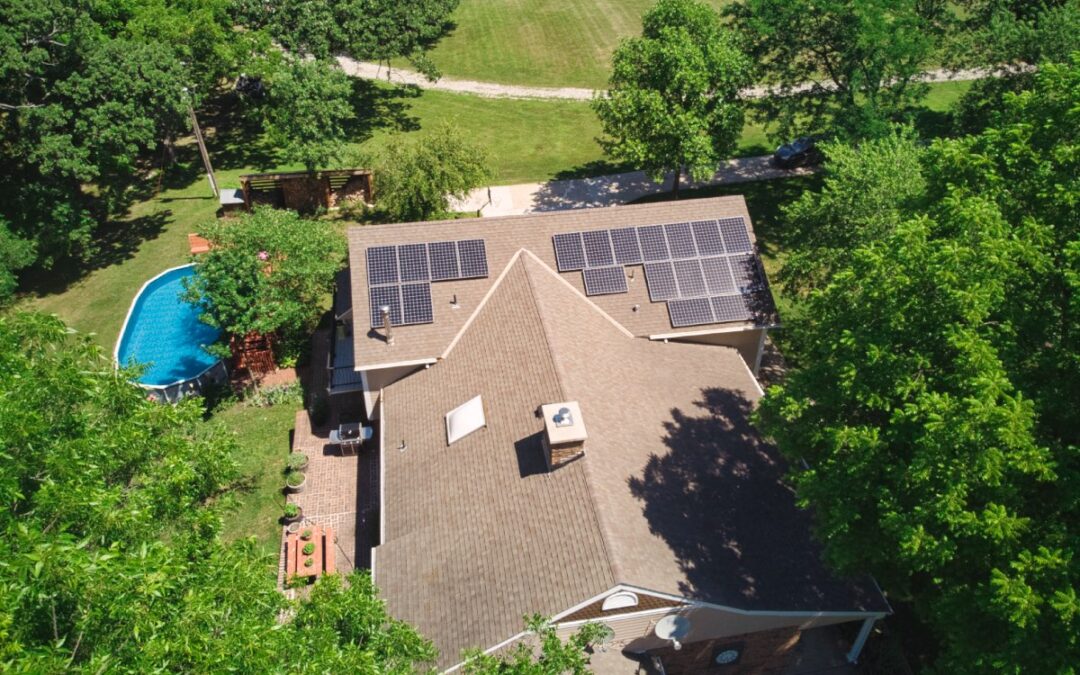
0 219 34 302
374 121 491 222
777 126 926 296
0 311 438 671
592 0 751 196
264 57 356 171
254 0 459 80
183 207 346 348
758 57 1080 673
726 0 943 139
461 615 611 674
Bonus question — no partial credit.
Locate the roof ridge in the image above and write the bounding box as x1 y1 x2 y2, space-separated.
519 255 574 403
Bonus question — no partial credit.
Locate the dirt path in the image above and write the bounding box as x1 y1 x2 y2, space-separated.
338 57 1003 101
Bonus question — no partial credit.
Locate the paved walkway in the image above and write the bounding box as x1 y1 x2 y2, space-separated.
339 56 1003 101
450 154 818 217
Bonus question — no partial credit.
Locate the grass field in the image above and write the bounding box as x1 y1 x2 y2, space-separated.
414 0 728 88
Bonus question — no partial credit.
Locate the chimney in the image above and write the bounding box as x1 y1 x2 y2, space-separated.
541 401 587 469
380 305 394 345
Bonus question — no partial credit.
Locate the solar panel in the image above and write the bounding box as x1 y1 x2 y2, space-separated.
729 253 762 291
637 225 670 261
367 246 398 285
718 217 753 253
668 298 715 328
398 244 429 282
644 262 679 301
457 239 488 279
691 220 725 256
710 294 753 323
553 232 586 272
369 285 402 328
582 266 628 296
429 241 460 281
664 222 698 259
610 227 642 265
582 230 615 267
401 282 433 325
701 256 736 295
673 259 707 298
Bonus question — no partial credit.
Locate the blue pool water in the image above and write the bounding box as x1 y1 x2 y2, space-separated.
116 265 222 386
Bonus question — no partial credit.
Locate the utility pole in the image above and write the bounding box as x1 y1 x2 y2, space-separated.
184 87 218 197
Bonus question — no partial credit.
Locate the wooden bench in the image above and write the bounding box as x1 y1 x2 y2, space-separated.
323 527 336 575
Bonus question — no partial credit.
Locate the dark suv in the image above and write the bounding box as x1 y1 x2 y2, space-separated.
772 136 823 169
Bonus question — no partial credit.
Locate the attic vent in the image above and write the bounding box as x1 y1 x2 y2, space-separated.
601 591 639 611
446 395 486 445
541 401 587 469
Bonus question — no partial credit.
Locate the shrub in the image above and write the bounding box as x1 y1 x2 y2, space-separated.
284 503 300 518
302 542 315 555
301 529 313 540
285 470 305 487
245 382 303 408
287 453 309 472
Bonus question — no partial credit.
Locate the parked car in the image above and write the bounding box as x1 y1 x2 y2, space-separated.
772 136 823 169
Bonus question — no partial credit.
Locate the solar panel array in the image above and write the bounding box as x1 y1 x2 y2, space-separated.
366 239 488 328
552 217 775 328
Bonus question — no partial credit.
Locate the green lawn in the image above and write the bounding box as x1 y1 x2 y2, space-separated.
413 0 729 89
215 400 297 558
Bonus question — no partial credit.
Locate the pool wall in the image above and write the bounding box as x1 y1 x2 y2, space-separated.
114 264 229 403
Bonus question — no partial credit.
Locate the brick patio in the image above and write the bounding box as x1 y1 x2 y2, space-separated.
278 327 378 587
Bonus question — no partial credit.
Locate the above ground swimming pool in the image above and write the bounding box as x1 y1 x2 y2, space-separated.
115 264 226 399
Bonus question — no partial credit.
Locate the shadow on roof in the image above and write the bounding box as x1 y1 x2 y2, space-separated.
627 387 873 612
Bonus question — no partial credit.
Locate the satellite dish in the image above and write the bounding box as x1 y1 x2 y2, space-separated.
654 615 691 651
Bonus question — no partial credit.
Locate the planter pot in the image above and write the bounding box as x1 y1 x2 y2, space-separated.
285 473 307 494
286 521 301 534
283 508 304 526
287 452 309 472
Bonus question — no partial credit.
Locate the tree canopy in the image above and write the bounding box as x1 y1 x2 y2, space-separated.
759 56 1080 673
461 616 612 674
264 57 356 171
592 0 751 195
0 311 437 671
373 121 491 222
183 207 346 345
726 0 943 140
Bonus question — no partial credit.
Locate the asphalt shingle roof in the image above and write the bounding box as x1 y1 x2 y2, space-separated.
374 247 886 669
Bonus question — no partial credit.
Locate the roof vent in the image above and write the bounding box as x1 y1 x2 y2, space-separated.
446 395 486 445
541 401 586 469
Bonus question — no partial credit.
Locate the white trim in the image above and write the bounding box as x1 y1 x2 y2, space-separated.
614 584 887 620
846 617 877 663
378 395 386 546
736 349 766 398
442 628 531 674
113 263 224 390
648 323 781 341
356 357 437 372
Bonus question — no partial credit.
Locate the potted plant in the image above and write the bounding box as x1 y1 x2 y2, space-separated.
285 469 307 494
283 503 303 525
303 557 314 568
301 529 313 541
302 542 315 556
287 452 309 472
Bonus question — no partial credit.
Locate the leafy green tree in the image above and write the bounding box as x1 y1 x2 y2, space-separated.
374 121 491 221
461 615 611 674
592 0 751 196
0 219 35 302
726 0 943 139
0 311 437 671
264 57 356 171
777 126 926 296
255 0 459 80
759 57 1080 673
183 207 346 347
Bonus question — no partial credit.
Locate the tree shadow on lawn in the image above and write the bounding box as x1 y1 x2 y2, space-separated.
20 209 173 297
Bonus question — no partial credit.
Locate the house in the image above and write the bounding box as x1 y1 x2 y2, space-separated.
340 197 889 673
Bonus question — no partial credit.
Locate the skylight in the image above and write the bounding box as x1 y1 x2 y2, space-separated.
446 395 486 445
